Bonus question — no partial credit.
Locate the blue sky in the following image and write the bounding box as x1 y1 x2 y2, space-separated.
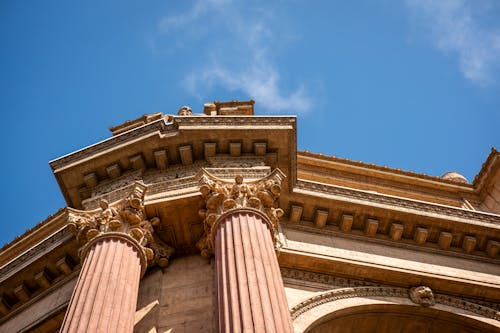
1 0 499 246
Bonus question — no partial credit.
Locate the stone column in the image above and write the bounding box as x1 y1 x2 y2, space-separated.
60 234 144 332
61 182 173 333
196 170 293 333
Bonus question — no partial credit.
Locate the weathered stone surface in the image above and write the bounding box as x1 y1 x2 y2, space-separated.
135 256 214 333
0 276 77 332
196 169 285 258
214 211 293 332
2 100 499 332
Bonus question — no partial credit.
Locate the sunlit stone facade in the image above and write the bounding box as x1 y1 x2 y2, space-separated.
1 100 499 332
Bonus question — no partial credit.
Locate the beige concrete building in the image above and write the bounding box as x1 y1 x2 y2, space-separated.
1 100 499 332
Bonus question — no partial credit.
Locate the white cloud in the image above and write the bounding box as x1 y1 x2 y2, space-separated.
184 62 311 113
158 1 312 113
158 0 230 33
406 0 500 85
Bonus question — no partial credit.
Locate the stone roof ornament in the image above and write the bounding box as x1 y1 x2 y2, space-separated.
409 285 436 307
441 171 469 184
203 99 254 115
195 169 286 258
177 105 192 116
67 181 174 274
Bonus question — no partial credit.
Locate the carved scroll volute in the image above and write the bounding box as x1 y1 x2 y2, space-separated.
66 182 174 273
196 169 286 258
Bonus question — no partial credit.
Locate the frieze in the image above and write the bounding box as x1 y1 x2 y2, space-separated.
92 170 143 197
205 167 271 179
143 159 268 184
284 268 500 314
143 161 208 184
206 155 267 168
281 267 378 289
146 177 199 197
296 180 500 225
435 294 500 318
175 116 296 128
84 166 274 208
290 285 500 321
147 172 273 200
83 183 138 210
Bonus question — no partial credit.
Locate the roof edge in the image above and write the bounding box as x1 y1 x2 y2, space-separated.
298 150 474 188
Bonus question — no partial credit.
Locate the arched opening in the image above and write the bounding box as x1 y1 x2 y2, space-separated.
306 304 498 333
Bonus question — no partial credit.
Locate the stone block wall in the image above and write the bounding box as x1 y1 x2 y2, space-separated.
135 255 215 333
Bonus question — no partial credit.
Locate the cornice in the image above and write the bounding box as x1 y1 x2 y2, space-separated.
175 115 296 129
0 209 67 265
295 179 500 226
473 147 499 185
298 150 474 190
50 116 296 173
0 226 73 283
283 222 500 264
50 118 174 172
473 148 500 200
0 271 78 327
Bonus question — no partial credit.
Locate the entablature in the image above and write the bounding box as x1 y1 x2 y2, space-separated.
50 115 297 209
0 210 79 321
3 172 500 322
279 227 500 303
281 179 500 262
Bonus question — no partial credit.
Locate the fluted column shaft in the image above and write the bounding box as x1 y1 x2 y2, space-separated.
214 210 293 333
60 235 142 333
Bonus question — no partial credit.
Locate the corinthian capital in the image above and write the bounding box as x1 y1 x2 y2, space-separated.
67 182 174 273
195 169 286 258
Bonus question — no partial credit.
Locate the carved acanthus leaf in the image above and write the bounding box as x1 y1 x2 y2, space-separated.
195 169 286 258
67 181 174 268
